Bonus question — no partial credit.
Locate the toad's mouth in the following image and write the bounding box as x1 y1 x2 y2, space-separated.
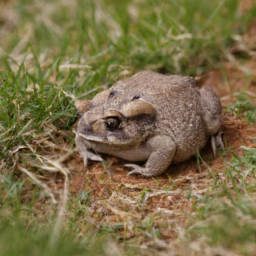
79 132 117 143
78 132 135 145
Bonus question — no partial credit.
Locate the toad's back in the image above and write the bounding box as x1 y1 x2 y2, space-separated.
113 71 207 162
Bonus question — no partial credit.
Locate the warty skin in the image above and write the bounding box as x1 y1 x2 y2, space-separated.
76 71 222 177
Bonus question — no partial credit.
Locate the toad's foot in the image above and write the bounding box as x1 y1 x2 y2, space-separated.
211 129 224 156
125 164 152 177
80 150 103 166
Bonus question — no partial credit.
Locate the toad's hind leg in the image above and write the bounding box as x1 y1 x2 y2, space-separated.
211 129 224 156
199 86 222 135
199 86 223 155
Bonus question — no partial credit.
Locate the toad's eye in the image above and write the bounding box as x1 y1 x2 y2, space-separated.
109 89 116 98
105 118 121 130
133 94 140 100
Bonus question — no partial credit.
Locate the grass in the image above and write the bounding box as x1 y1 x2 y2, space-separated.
226 92 256 124
1 0 256 255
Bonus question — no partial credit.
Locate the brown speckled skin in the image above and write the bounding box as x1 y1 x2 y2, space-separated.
76 71 222 177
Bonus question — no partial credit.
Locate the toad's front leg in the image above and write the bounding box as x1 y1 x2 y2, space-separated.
76 133 103 166
125 136 177 177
